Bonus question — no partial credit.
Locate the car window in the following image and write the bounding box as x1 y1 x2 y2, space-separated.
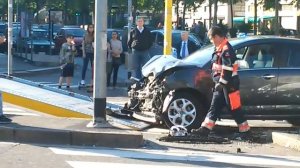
65 29 85 37
235 47 247 59
157 33 164 45
242 44 275 69
183 44 214 67
287 43 300 67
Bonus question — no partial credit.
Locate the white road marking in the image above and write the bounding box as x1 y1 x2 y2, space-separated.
67 161 203 168
50 147 300 167
4 111 40 116
3 107 24 112
0 142 19 145
3 107 40 116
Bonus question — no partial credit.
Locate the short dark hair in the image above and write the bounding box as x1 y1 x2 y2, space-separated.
66 34 74 39
208 26 226 38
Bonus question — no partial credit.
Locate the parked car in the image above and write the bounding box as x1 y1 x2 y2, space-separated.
16 28 54 54
122 36 300 130
37 24 63 38
149 29 202 57
280 28 299 38
53 27 85 56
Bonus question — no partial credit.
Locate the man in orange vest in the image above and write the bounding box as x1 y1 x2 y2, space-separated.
191 26 250 137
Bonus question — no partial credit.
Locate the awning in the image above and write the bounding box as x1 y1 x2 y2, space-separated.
233 16 275 23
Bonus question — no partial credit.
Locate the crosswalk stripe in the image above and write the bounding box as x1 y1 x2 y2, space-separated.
3 107 40 116
4 111 40 116
67 161 202 168
50 147 300 167
3 107 24 112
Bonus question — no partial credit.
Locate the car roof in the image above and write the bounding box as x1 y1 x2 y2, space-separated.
61 27 83 30
32 28 47 32
151 29 189 33
229 35 300 46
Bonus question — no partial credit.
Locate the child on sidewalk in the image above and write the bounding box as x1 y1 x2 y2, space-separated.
58 34 77 89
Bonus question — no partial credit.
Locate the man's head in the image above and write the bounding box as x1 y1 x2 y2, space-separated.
207 26 226 47
181 31 189 41
136 18 144 28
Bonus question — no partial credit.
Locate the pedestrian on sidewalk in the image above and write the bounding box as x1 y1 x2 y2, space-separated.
58 34 77 89
107 31 123 88
127 17 153 79
80 24 94 86
191 26 250 138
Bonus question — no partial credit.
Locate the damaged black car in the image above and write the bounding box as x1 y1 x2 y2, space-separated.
123 36 300 130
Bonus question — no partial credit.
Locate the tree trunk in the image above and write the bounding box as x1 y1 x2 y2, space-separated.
209 0 212 29
229 0 233 29
176 0 179 28
182 0 186 30
213 0 218 26
254 0 257 35
274 0 279 35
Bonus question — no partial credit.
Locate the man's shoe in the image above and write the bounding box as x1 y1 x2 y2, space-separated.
191 127 210 137
0 115 12 124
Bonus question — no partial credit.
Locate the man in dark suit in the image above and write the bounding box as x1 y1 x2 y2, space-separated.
176 31 198 59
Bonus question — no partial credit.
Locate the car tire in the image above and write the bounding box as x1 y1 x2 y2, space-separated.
287 119 300 126
162 92 206 131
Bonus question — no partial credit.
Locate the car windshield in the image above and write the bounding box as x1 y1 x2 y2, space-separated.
65 29 85 37
183 44 214 67
183 38 245 67
32 30 48 40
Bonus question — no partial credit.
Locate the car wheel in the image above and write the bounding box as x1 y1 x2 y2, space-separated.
162 92 206 131
287 119 300 126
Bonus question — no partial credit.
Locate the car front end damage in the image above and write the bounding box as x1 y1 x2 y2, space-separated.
123 72 168 124
118 55 211 130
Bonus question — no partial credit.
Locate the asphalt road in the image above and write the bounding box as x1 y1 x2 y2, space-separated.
1 142 300 168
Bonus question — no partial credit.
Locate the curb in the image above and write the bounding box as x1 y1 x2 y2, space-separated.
272 132 300 152
0 125 143 148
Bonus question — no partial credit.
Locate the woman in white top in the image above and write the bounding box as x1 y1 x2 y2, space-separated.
107 31 123 88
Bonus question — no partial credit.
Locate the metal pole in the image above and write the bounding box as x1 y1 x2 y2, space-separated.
127 0 132 79
164 0 172 55
87 0 107 127
8 0 13 75
254 0 257 35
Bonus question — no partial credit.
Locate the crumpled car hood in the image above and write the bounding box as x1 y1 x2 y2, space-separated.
142 55 194 78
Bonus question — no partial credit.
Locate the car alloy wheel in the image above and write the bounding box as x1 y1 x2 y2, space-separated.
168 98 196 127
162 91 205 130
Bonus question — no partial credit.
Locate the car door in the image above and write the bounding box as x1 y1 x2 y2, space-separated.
149 31 163 57
236 43 279 116
276 42 300 116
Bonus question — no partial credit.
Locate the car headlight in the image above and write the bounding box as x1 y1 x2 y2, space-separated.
51 45 55 49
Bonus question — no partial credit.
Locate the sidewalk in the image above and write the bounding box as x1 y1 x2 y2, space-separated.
0 103 143 148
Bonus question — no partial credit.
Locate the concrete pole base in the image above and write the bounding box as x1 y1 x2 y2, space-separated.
86 120 112 128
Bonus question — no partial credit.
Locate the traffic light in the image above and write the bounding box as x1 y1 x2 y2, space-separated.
75 12 80 16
